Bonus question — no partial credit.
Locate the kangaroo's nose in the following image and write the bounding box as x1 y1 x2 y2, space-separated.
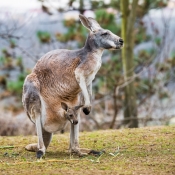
73 120 78 125
119 38 124 45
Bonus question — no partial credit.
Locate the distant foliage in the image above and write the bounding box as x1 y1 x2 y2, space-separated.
56 19 87 47
7 72 27 95
0 0 174 129
0 42 27 99
95 9 120 34
37 31 51 43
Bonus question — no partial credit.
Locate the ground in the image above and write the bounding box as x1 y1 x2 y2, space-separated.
0 126 175 175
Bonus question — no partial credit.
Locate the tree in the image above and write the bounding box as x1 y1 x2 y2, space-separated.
120 0 139 128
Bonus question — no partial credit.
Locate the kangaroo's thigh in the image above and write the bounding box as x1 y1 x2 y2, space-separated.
42 128 52 149
23 80 41 122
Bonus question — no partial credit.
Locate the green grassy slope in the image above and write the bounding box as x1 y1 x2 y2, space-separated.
0 126 175 175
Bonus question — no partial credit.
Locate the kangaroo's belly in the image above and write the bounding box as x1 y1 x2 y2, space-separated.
43 120 68 133
42 108 69 133
39 95 68 133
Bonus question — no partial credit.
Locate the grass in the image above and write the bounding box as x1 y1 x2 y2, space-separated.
0 126 175 175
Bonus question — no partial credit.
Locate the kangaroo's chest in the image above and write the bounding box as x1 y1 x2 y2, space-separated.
85 60 101 85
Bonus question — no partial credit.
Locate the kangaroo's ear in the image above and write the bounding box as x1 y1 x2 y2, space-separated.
87 17 101 31
79 14 92 31
61 102 68 111
74 105 84 111
79 14 101 32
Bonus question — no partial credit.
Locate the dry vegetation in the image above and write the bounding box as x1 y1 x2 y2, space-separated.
0 126 175 175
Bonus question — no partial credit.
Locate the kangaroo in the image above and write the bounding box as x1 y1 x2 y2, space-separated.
23 77 83 158
22 14 123 159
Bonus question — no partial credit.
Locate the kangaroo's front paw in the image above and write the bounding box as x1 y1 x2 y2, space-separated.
83 106 91 115
36 150 44 159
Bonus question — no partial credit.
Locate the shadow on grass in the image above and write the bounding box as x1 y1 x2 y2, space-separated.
46 150 76 159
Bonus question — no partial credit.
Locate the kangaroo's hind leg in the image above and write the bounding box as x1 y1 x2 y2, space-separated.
25 128 52 154
25 93 52 158
24 95 46 158
69 100 102 157
42 128 52 149
23 78 47 159
35 114 45 159
26 108 51 159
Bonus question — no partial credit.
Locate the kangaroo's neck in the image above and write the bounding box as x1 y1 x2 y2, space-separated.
82 34 103 61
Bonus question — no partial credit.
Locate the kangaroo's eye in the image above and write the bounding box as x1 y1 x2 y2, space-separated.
101 32 108 36
69 115 73 118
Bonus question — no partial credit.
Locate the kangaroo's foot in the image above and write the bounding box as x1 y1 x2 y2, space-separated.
70 148 88 156
25 143 45 159
82 106 91 115
70 147 103 157
36 150 44 159
25 143 38 152
36 146 46 159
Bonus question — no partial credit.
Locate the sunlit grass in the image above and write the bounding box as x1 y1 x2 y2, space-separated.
0 126 175 175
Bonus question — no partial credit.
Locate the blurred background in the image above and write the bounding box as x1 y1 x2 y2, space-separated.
0 0 175 136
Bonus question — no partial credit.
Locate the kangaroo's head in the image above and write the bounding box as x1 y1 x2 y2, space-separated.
61 102 83 125
79 14 124 50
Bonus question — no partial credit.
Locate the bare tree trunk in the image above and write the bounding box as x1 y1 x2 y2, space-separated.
79 0 84 14
110 87 118 129
120 0 138 128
